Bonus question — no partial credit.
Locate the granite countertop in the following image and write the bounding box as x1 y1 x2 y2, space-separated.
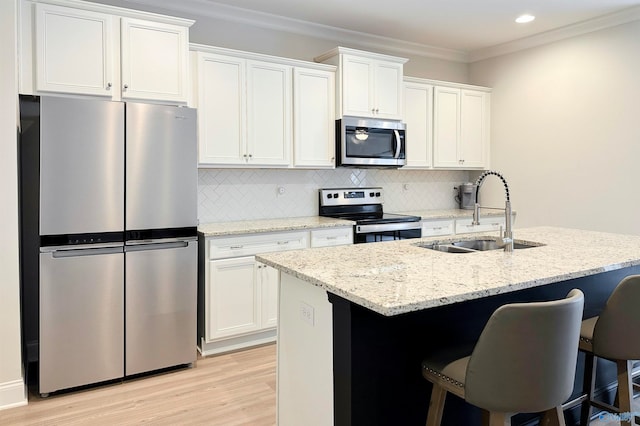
198 216 355 237
256 227 640 316
198 209 507 237
397 208 503 219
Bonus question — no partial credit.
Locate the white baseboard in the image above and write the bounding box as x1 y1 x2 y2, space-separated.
0 379 27 411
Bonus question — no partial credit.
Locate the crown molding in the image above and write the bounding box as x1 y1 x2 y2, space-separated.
122 0 469 62
469 5 640 63
124 0 640 64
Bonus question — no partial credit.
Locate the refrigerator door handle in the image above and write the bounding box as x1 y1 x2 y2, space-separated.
125 241 192 252
50 246 124 258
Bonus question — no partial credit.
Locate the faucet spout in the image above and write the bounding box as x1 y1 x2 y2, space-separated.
472 170 514 252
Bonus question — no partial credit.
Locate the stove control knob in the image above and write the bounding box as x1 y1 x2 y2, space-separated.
333 193 339 198
375 192 381 197
369 192 374 197
327 194 333 198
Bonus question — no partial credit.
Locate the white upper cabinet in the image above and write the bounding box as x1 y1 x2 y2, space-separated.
193 45 336 168
196 52 246 165
35 3 114 97
120 18 188 103
315 47 407 120
246 60 292 166
433 85 490 169
24 1 192 103
195 50 291 167
293 67 335 168
403 79 433 169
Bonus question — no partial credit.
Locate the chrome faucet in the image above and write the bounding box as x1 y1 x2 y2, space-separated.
472 170 514 252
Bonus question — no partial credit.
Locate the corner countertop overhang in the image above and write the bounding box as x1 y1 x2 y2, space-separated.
256 227 640 316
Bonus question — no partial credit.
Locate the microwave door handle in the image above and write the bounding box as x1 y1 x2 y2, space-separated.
393 130 401 158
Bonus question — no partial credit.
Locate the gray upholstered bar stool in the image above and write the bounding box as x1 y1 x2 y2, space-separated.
577 274 640 426
422 289 584 426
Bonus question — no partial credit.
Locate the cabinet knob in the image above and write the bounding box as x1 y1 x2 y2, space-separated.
248 154 253 158
106 82 112 89
375 108 379 114
123 84 129 90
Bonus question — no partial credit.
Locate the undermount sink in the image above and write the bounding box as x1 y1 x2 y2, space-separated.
417 238 543 254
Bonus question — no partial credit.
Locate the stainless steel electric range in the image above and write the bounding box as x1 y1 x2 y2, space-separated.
318 187 422 244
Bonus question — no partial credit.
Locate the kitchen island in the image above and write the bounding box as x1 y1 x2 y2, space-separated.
256 227 640 425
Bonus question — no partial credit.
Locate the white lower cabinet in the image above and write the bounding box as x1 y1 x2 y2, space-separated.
201 226 351 355
421 216 516 238
207 256 259 340
421 219 455 237
455 215 516 234
258 262 279 329
310 227 353 247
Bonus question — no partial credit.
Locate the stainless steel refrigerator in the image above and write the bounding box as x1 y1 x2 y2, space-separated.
19 95 198 396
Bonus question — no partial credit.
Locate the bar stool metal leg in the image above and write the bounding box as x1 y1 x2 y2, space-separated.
580 353 597 426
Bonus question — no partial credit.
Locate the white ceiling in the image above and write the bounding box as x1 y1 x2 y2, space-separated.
123 0 640 61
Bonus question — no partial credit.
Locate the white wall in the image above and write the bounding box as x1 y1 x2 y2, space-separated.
0 0 27 411
470 20 640 235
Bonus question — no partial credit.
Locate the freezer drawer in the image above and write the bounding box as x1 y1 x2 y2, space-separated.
39 246 124 395
125 239 197 376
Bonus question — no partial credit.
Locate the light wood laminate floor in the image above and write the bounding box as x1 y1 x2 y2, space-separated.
0 344 276 426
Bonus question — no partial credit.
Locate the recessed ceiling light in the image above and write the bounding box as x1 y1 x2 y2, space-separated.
516 14 535 24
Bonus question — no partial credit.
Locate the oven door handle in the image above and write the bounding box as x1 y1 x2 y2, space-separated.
393 130 401 159
356 221 421 234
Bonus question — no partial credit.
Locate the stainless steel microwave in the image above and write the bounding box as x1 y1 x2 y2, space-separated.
336 116 406 168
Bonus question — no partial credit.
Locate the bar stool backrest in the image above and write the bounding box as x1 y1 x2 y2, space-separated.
593 274 640 360
464 289 584 413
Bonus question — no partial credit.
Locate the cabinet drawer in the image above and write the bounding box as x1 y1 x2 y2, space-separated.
455 217 505 234
311 227 353 247
209 231 308 259
421 219 454 237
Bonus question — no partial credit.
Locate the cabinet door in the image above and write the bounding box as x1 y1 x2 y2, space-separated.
120 18 188 103
35 3 114 96
293 67 335 168
246 61 292 166
258 262 280 329
207 256 259 341
197 53 246 165
341 55 373 117
403 82 433 168
460 90 488 168
374 61 403 119
433 86 461 168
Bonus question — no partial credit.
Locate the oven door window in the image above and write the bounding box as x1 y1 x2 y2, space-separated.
355 228 421 244
345 126 405 159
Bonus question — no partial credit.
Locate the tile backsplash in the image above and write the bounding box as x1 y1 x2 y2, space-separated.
198 168 469 223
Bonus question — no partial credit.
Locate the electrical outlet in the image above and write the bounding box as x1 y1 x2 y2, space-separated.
300 302 315 326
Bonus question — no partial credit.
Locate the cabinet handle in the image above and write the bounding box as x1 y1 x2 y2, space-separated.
277 241 290 245
326 236 337 240
106 82 112 89
230 245 244 249
433 226 442 230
